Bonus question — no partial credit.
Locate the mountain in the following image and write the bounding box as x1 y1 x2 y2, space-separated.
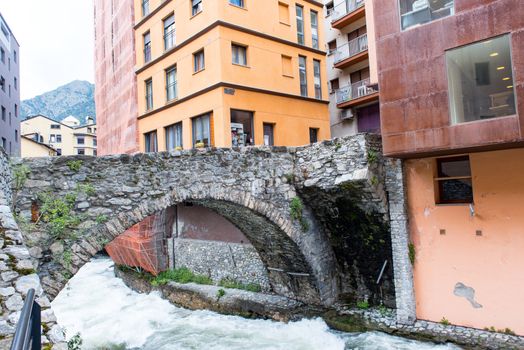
21 80 96 123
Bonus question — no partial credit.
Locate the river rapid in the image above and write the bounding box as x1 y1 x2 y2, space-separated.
51 257 460 350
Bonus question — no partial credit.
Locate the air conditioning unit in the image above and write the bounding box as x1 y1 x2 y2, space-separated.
340 109 354 121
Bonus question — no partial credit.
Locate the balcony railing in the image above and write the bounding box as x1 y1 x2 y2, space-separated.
330 0 365 22
336 78 378 104
334 34 368 64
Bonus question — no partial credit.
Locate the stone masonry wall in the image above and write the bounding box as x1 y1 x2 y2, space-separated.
0 149 66 349
173 239 271 291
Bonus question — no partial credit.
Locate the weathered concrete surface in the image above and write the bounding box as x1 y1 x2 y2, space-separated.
0 148 66 349
13 134 393 309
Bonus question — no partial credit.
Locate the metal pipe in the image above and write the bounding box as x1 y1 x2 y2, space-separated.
376 260 388 285
10 288 40 350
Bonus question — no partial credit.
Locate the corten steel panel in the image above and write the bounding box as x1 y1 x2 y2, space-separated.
374 0 524 157
94 0 139 155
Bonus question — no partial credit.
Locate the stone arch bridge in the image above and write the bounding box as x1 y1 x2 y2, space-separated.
1 134 413 328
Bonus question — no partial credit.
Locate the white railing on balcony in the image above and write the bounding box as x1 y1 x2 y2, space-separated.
334 34 368 64
335 78 378 104
330 0 365 22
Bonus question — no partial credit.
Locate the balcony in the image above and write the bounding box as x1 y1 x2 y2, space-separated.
335 78 379 108
333 34 368 69
330 0 366 29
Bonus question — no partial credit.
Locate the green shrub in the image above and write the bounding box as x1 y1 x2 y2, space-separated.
38 192 80 240
440 317 450 326
356 300 369 309
218 278 262 293
13 164 30 190
151 267 212 286
67 160 83 172
408 243 416 266
367 150 378 163
95 215 109 224
76 183 96 196
216 289 226 300
289 197 310 232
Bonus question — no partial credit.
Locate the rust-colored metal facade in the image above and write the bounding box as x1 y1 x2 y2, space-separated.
94 0 139 155
375 0 524 157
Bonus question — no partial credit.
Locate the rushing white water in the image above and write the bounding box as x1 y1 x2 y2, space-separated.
52 257 460 350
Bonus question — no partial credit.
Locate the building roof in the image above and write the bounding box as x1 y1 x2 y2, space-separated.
22 114 96 130
21 135 57 152
0 12 20 47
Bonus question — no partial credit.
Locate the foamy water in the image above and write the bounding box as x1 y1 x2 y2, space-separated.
52 257 460 350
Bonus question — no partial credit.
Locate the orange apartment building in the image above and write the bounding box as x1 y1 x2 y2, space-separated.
375 0 524 335
134 0 330 151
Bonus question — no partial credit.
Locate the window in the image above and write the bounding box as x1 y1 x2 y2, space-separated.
278 2 290 24
327 40 337 55
56 149 62 156
1 137 5 150
14 104 17 117
299 55 307 97
1 106 5 121
14 77 17 90
313 59 322 99
77 137 85 145
56 135 62 143
13 50 16 63
165 122 183 150
192 0 203 16
435 156 473 204
50 134 56 143
231 44 247 66
281 55 293 77
311 11 319 49
296 5 304 45
231 110 254 146
193 50 205 72
192 113 211 147
142 0 150 17
14 130 17 142
0 48 4 63
93 139 97 146
309 128 318 143
0 76 5 92
51 124 61 129
229 0 244 7
164 14 176 51
77 149 85 155
144 130 158 152
166 67 177 101
447 35 516 124
263 123 274 146
145 79 153 110
399 0 454 31
330 78 339 93
93 150 97 156
325 2 334 16
143 32 151 63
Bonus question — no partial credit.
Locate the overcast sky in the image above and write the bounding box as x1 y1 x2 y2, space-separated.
1 0 94 100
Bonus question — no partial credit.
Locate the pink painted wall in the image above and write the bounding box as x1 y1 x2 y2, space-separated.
406 148 524 335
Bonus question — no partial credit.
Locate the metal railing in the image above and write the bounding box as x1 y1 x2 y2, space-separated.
330 0 365 22
335 78 378 104
10 289 41 350
334 33 368 64
164 29 176 51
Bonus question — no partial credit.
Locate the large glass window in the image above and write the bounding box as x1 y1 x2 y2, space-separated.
192 0 203 16
447 35 516 124
296 5 304 45
399 0 454 30
166 67 177 101
232 44 247 66
313 59 322 99
165 123 183 150
145 79 153 111
311 10 319 49
164 14 176 51
143 32 151 63
192 114 211 147
263 123 274 146
435 156 473 204
299 55 307 97
230 110 254 147
145 130 158 153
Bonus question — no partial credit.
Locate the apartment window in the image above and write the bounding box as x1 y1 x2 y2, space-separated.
14 130 17 142
13 50 16 63
263 123 274 146
232 44 247 66
93 139 97 146
165 122 183 150
435 156 473 204
87 127 92 133
166 67 177 101
93 150 97 156
0 76 5 92
14 104 17 117
193 50 205 73
77 149 85 155
281 55 293 77
51 124 61 129
56 135 62 143
229 0 244 7
325 2 334 16
50 134 56 143
330 78 339 93
311 11 319 49
144 130 158 153
327 40 337 55
1 138 5 150
231 110 254 146
77 137 85 145
296 5 304 45
192 0 203 16
299 55 307 97
8 112 11 125
309 128 319 143
313 59 322 99
8 85 11 97
278 2 290 24
145 79 153 110
399 0 454 31
56 149 62 156
0 48 4 63
192 113 211 147
164 14 176 51
447 35 516 124
142 0 150 17
1 106 5 121
14 77 17 90
143 32 151 63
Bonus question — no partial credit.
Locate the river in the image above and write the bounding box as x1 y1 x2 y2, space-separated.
51 257 460 350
